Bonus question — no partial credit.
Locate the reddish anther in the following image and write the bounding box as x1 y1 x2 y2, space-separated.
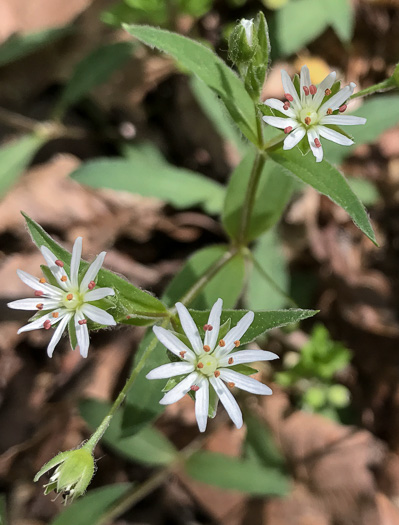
61 275 67 282
228 382 235 388
283 102 290 110
55 260 64 267
66 293 73 301
197 362 204 369
52 312 59 318
88 281 96 290
303 86 310 96
314 138 322 148
309 84 317 95
284 93 294 101
39 277 46 284
34 290 44 297
203 324 213 331
327 108 333 115
190 385 199 392
339 104 347 113
219 339 226 347
228 357 234 364
284 126 293 134
43 319 51 330
325 88 331 96
203 345 211 352
304 117 311 125
36 303 44 310
234 340 240 347
214 370 220 378
179 350 186 358
78 319 87 325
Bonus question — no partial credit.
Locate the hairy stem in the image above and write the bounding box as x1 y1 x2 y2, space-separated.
350 78 396 100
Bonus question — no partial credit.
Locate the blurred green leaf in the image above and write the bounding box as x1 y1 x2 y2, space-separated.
0 26 70 67
55 41 134 116
0 494 6 525
0 135 45 198
71 143 224 215
247 229 289 310
23 213 168 324
347 177 379 207
268 146 377 245
50 483 132 525
244 412 286 469
185 451 290 495
324 95 399 164
275 0 353 55
222 150 294 242
123 24 259 145
80 399 177 466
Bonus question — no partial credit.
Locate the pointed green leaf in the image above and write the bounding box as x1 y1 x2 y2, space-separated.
123 24 259 145
268 147 377 245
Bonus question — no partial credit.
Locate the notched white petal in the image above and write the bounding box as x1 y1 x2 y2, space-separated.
146 362 195 380
219 368 273 395
80 304 116 326
175 302 203 354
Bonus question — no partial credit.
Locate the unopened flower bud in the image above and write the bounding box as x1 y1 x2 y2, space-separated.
228 18 257 64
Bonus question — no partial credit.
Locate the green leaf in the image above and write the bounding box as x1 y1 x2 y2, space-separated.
22 213 168 323
0 494 6 525
163 245 246 309
244 412 286 469
123 24 259 145
189 308 317 345
0 26 70 67
347 177 379 207
70 144 225 215
324 95 399 165
0 135 45 198
190 76 248 157
185 451 290 495
50 483 132 525
247 229 289 310
222 150 294 242
80 399 177 466
54 42 134 116
268 147 377 245
275 0 353 55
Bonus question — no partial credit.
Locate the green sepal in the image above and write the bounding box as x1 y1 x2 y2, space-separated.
34 451 70 482
229 363 258 375
208 384 219 418
68 317 77 350
40 264 58 287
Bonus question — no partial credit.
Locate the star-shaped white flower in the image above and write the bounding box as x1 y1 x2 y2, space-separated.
146 298 278 432
263 65 366 162
8 237 116 358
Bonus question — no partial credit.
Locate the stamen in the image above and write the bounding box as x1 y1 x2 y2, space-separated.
203 345 211 352
304 117 311 125
228 357 234 364
314 138 322 148
197 362 204 369
66 293 73 301
283 102 290 110
126 315 131 319
228 382 235 388
34 290 44 297
78 319 87 325
203 324 213 331
325 88 331 96
234 340 240 347
303 86 310 96
284 93 294 102
327 108 333 115
339 104 347 113
309 84 317 95
61 275 67 282
36 303 44 310
55 260 64 267
52 312 59 318
88 281 96 290
214 371 220 378
190 385 199 392
43 319 51 330
179 350 186 358
219 339 225 347
284 126 293 134
39 277 46 283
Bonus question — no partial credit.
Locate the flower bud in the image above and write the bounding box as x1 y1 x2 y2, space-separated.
228 18 257 64
34 447 95 503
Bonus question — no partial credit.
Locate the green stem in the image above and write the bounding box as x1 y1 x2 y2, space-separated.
350 78 396 100
237 150 266 246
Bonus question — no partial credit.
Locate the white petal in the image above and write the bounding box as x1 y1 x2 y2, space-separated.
307 129 323 163
146 362 195 380
263 98 296 118
175 302 203 354
80 304 116 326
320 115 367 126
204 298 223 350
7 298 61 310
281 69 301 109
300 65 311 103
219 369 273 395
219 349 279 367
283 126 306 150
313 71 336 107
70 237 82 288
84 287 115 302
152 326 196 361
40 246 70 290
317 125 354 146
159 372 199 405
262 116 298 130
209 376 243 429
319 83 355 113
17 311 61 334
195 377 209 433
75 312 90 358
47 313 72 358
80 252 106 292
216 311 255 357
16 270 63 298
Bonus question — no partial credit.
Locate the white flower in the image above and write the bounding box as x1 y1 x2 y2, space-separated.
146 298 278 432
8 237 116 358
262 65 366 162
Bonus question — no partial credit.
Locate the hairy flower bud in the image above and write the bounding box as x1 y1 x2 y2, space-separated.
228 18 257 64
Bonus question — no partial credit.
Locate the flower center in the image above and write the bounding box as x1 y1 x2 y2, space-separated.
197 354 218 376
300 108 318 127
62 289 84 310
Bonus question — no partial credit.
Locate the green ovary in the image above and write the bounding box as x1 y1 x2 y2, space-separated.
62 290 84 310
300 108 319 126
197 354 218 376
